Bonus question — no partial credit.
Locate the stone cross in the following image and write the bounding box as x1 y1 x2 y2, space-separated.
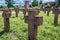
2 9 11 32
53 8 60 24
24 9 43 40
14 7 19 17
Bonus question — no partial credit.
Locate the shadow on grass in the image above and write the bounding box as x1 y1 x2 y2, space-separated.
52 23 60 27
0 31 5 36
52 23 58 27
54 24 58 26
55 24 60 26
11 16 16 18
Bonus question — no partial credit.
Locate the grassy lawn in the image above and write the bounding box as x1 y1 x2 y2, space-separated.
0 11 60 40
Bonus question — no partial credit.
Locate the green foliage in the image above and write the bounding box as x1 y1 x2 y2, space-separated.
29 3 32 7
58 0 60 6
32 0 38 7
39 1 42 5
38 1 43 7
5 0 13 8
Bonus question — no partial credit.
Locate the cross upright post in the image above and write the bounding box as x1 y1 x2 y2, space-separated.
14 7 19 17
53 8 60 24
24 0 43 40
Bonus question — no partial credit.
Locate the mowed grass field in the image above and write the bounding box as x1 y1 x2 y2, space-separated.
0 11 60 40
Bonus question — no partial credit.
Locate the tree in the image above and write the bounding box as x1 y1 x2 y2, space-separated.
5 0 13 8
29 3 32 7
39 0 42 7
58 0 60 6
32 0 38 7
39 0 42 5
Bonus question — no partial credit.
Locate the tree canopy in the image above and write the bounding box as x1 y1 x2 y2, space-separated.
5 0 13 8
4 0 60 8
58 0 60 6
32 0 38 7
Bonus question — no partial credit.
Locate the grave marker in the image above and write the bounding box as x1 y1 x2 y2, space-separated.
24 9 43 40
14 7 19 17
53 8 60 24
2 9 11 32
44 8 51 16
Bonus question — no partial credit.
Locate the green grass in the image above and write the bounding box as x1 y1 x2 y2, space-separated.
0 11 60 40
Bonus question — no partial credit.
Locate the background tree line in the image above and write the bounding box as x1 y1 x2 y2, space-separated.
1 0 60 8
